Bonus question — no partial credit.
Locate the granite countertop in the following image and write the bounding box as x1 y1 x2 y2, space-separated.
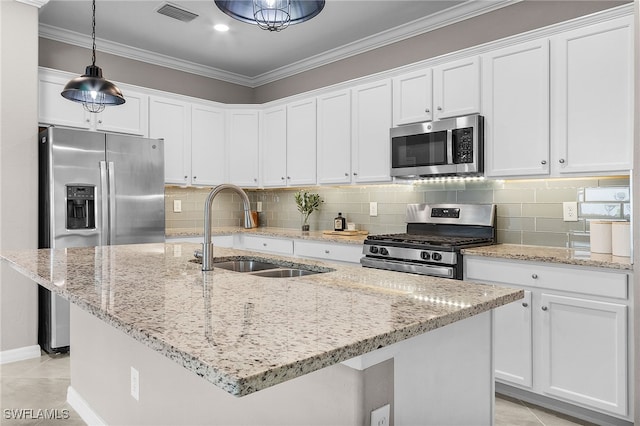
462 244 632 271
1 242 521 397
165 226 368 245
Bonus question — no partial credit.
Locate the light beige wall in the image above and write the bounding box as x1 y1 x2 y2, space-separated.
0 0 39 352
254 0 630 103
39 38 254 104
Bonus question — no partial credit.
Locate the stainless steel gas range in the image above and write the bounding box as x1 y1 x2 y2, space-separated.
361 203 496 280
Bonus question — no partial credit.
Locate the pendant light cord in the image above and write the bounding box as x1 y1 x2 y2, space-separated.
91 0 96 66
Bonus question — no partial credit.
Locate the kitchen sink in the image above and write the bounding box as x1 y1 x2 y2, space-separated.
251 268 320 278
212 260 280 273
191 252 334 277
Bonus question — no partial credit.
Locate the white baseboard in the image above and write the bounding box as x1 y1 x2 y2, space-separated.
0 345 41 364
67 386 107 426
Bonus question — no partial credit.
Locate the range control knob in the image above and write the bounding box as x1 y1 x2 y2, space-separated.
420 251 431 260
379 248 389 256
369 246 379 254
431 252 443 262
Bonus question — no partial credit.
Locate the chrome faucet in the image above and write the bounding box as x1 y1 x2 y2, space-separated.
202 184 255 271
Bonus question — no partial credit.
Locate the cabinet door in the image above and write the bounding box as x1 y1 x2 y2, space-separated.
482 40 550 177
149 96 191 185
227 110 259 187
191 104 226 186
261 106 288 187
539 293 627 416
551 16 633 175
494 290 532 389
96 89 149 136
286 99 317 186
352 80 392 183
317 90 351 185
392 68 432 125
433 56 480 120
38 72 90 129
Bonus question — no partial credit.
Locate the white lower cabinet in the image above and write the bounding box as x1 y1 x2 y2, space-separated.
239 235 294 255
294 240 363 264
465 257 630 419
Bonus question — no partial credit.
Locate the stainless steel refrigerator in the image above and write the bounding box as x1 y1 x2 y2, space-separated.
38 127 165 353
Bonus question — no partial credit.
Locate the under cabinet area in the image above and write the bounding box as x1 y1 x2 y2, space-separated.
464 256 631 420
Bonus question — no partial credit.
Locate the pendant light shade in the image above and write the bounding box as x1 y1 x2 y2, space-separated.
215 0 324 32
61 0 125 113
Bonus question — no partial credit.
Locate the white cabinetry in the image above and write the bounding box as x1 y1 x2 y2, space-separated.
191 103 226 186
227 109 260 187
317 90 352 185
261 105 288 187
550 16 633 175
465 257 630 418
482 40 550 178
286 99 317 186
392 68 432 125
240 235 294 255
294 240 363 264
352 80 392 183
149 96 192 185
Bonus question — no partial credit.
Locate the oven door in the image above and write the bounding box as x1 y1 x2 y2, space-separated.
360 257 456 279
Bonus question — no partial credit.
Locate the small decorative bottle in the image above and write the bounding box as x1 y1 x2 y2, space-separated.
334 212 346 231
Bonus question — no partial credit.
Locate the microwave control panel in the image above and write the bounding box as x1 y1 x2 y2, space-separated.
452 127 474 164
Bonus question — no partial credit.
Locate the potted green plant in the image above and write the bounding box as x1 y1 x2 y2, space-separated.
294 191 322 232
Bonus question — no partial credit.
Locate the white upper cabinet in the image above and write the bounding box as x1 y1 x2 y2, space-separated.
149 96 192 185
286 98 317 186
352 80 392 183
261 105 288 187
227 109 260 187
392 68 432 125
317 90 351 185
432 56 480 120
39 71 91 129
191 103 226 186
482 40 550 178
95 89 149 136
551 16 633 175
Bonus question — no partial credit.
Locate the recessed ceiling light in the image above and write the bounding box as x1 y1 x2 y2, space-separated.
214 24 229 32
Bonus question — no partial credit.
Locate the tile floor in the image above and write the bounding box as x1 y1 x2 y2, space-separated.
1 353 592 426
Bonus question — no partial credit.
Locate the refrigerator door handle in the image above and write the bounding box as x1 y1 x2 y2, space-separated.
107 161 116 245
99 161 109 246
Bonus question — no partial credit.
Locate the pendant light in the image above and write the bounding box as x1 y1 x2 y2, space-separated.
61 0 125 113
215 0 324 32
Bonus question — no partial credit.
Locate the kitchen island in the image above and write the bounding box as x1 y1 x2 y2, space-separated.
1 242 522 425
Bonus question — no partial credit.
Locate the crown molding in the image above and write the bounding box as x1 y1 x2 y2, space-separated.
39 0 517 88
16 0 49 8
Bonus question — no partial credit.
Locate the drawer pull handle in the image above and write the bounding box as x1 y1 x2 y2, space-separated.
522 302 528 308
263 243 267 247
541 306 548 311
531 274 538 279
324 250 330 254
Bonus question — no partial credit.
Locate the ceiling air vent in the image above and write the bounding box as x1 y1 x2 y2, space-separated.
156 3 199 23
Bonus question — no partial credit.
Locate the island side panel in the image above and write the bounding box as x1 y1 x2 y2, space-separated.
68 304 369 426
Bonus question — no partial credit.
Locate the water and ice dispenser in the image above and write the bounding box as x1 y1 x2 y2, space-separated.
66 185 95 230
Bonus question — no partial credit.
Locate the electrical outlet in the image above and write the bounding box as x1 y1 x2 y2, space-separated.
563 201 578 222
256 201 263 213
370 404 390 426
131 367 139 401
173 199 182 213
369 202 378 217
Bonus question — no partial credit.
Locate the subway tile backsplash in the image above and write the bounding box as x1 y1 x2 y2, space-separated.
165 176 630 249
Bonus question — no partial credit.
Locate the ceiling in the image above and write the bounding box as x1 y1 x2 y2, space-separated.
38 0 515 87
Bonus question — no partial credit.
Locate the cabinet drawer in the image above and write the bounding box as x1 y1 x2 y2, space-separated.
295 240 363 264
242 236 293 255
465 257 627 299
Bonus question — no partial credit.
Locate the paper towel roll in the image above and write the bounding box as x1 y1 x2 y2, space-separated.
590 221 612 254
611 222 630 257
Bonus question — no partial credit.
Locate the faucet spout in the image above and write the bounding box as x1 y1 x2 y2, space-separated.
202 184 255 271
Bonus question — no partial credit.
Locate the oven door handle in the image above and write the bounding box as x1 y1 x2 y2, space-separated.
360 257 455 279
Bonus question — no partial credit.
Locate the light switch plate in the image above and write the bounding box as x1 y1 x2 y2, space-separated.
369 202 378 217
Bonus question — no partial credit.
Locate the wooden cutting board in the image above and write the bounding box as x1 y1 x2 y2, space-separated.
322 230 369 236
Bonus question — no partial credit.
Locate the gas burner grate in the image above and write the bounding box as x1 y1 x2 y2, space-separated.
366 233 492 248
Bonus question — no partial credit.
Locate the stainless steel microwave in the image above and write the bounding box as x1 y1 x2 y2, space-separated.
390 114 484 178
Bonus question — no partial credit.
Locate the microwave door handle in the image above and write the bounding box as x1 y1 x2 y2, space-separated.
446 129 454 164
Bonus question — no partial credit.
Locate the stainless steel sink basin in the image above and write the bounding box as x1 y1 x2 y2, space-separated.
251 269 320 278
212 260 280 272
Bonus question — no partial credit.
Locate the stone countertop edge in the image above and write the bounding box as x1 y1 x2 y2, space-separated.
165 227 367 245
462 244 632 271
0 244 523 397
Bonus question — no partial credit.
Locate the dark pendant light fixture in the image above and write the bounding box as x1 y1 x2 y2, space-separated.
215 0 325 32
61 0 125 113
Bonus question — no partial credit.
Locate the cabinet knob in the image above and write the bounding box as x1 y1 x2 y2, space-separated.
559 159 565 164
353 172 358 176
281 177 285 180
425 108 430 113
345 173 349 177
522 302 529 308
324 250 330 254
86 118 90 123
193 176 197 180
184 175 188 179
531 273 538 279
541 160 547 165
437 106 442 111
98 120 103 124
263 243 267 247
541 306 548 311
287 176 291 180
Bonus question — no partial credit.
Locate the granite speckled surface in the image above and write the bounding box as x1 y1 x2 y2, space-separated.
462 244 632 271
166 226 367 245
0 243 522 396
